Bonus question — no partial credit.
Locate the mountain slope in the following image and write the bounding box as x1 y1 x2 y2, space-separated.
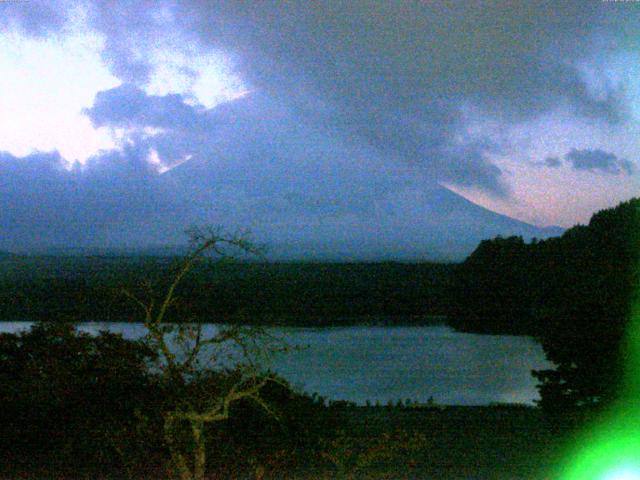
259 184 563 261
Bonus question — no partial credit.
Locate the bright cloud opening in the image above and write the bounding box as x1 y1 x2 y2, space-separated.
141 36 249 109
0 25 119 163
146 148 192 174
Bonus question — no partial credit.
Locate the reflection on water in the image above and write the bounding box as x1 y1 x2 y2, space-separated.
0 321 551 406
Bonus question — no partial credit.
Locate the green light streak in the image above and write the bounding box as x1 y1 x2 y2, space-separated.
558 421 640 479
558 304 640 479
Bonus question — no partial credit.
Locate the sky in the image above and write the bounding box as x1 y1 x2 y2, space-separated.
0 0 639 258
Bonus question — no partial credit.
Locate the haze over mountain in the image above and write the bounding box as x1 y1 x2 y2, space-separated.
0 147 563 261
258 186 565 261
16 184 562 261
1 90 562 261
0 1 638 259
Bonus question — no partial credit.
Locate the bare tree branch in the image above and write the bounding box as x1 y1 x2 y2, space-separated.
122 226 284 480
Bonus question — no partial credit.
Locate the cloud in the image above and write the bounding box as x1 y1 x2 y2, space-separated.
2 1 637 197
83 83 509 199
538 150 635 175
0 0 66 37
85 84 210 135
0 147 182 249
82 1 637 195
544 157 562 168
0 84 555 258
173 1 630 121
565 148 635 175
1 1 638 254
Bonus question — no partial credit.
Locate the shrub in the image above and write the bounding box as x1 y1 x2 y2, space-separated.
0 322 163 477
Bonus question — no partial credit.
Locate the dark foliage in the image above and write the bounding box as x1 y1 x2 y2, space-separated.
0 322 164 477
0 322 341 478
0 260 453 325
204 380 344 478
448 235 537 335
449 198 640 410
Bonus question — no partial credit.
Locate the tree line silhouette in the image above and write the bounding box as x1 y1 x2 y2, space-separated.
449 198 640 409
0 259 452 325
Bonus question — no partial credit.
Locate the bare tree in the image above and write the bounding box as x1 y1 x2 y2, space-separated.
123 227 287 480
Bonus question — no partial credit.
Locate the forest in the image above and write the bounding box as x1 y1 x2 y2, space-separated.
1 199 638 478
449 198 640 410
0 257 453 325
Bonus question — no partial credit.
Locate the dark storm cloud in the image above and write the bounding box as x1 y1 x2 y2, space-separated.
0 0 66 37
76 0 635 194
0 86 558 257
0 148 183 250
171 1 629 121
564 148 635 175
544 157 562 168
2 1 636 195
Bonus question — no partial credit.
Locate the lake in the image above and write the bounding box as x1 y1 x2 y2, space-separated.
0 321 551 406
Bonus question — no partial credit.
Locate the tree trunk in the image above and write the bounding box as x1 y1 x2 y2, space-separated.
164 414 193 480
191 420 207 480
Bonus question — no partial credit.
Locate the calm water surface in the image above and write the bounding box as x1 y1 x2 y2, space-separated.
0 321 551 406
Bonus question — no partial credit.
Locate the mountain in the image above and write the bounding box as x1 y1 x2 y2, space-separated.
0 90 563 260
0 155 562 260
260 184 564 261
162 153 562 261
154 94 564 262
20 187 563 261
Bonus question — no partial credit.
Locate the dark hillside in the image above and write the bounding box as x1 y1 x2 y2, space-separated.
0 259 454 325
448 198 640 409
